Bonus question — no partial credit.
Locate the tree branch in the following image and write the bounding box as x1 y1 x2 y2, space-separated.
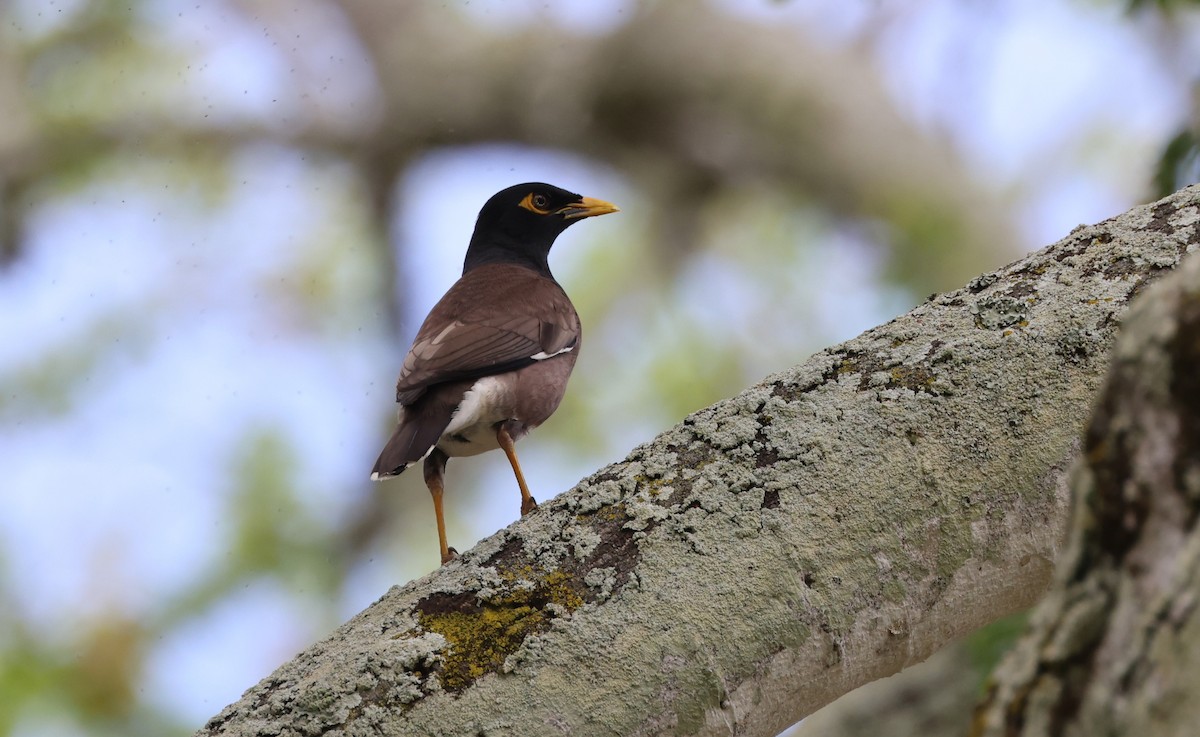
199 188 1199 736
972 202 1200 737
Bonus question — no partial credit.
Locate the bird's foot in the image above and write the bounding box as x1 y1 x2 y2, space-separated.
440 547 459 566
520 496 538 516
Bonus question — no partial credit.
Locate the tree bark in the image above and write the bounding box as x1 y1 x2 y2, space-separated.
972 206 1200 737
198 189 1199 737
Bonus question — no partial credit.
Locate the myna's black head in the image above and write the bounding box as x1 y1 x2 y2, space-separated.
463 183 619 276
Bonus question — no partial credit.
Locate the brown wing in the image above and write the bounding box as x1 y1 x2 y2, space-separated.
394 264 579 405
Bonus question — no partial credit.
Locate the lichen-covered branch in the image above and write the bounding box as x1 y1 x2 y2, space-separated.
972 216 1200 737
199 189 1199 737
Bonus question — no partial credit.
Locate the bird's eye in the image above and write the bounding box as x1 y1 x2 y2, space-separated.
519 192 554 215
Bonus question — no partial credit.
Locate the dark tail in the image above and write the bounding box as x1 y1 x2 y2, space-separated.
369 423 422 480
370 385 464 480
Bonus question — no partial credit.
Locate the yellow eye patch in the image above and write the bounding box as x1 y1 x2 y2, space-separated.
518 192 552 215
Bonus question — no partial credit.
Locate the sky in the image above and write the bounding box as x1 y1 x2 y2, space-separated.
2 0 1198 733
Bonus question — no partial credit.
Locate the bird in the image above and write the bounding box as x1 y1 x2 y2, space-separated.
371 182 619 565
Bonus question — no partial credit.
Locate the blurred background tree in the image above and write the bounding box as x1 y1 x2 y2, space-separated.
1 1 1197 736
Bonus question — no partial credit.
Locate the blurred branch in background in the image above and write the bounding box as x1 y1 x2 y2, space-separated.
328 0 1020 290
1 0 1198 735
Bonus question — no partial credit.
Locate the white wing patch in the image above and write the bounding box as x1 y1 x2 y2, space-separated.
530 345 575 361
431 321 462 345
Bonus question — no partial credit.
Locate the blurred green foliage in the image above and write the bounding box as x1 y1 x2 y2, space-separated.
1153 129 1200 199
964 611 1030 693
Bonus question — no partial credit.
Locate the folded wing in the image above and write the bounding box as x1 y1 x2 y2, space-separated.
394 264 579 405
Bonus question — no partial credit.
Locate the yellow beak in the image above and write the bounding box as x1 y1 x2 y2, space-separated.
558 196 620 220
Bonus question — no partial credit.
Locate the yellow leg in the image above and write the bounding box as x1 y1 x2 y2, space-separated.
497 425 537 515
423 450 456 565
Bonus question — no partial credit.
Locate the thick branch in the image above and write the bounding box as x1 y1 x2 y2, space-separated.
199 189 1199 736
972 212 1200 736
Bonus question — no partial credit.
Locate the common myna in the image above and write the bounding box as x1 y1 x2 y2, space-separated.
371 182 619 565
